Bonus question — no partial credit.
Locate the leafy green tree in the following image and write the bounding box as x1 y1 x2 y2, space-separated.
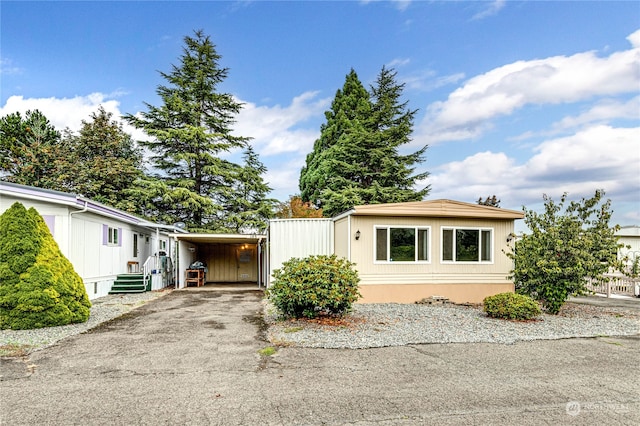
0 202 91 329
57 107 144 212
507 190 624 314
125 30 251 230
299 67 429 217
217 146 276 233
0 110 64 188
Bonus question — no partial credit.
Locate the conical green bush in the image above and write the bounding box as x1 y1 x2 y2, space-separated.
0 202 91 329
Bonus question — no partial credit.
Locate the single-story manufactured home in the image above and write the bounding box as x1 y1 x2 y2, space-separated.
268 200 525 304
0 181 182 299
1 182 525 304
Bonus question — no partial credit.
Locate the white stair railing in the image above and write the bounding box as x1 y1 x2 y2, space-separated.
142 255 158 291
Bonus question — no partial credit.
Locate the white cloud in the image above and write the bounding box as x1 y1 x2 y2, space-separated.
401 70 465 92
0 93 152 143
234 91 329 156
0 58 23 75
552 96 640 130
387 57 411 68
417 30 640 145
472 0 506 21
424 125 640 214
392 0 412 12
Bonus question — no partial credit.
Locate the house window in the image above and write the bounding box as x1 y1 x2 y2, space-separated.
133 234 138 257
375 226 430 262
442 228 492 263
108 227 119 245
103 225 121 247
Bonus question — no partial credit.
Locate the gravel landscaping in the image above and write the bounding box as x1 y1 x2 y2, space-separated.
0 291 169 354
265 301 640 348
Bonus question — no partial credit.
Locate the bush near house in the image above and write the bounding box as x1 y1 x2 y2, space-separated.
483 292 541 321
267 254 361 319
0 202 91 329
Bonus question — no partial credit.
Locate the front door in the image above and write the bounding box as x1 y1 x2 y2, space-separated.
237 247 254 281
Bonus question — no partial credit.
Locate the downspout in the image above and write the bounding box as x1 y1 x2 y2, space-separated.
68 200 89 258
347 215 352 262
257 240 261 289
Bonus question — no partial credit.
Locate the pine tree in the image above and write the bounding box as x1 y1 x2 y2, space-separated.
0 110 64 189
299 67 429 217
125 30 250 230
218 145 276 233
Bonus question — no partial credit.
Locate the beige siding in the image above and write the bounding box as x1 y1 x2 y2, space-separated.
358 283 514 304
199 243 257 282
334 217 349 259
349 216 514 275
342 215 517 303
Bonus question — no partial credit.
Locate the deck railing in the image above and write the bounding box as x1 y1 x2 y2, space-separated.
586 274 640 297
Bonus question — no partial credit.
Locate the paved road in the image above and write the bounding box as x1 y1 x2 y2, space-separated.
1 290 638 425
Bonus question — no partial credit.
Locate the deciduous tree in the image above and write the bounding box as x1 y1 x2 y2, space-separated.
58 107 144 211
507 190 624 314
275 195 323 218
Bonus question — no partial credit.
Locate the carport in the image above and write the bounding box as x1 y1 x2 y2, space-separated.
170 233 268 289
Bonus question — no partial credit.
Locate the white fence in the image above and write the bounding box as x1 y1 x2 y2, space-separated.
586 274 640 297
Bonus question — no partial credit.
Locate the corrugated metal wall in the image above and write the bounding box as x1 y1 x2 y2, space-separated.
268 219 334 283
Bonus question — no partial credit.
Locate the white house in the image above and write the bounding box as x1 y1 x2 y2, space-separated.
0 181 181 299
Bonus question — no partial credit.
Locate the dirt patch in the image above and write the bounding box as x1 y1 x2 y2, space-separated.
202 320 226 329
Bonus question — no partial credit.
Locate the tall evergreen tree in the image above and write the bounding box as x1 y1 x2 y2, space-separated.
299 69 370 208
0 110 64 189
218 146 276 233
299 67 429 217
57 107 144 212
125 30 251 230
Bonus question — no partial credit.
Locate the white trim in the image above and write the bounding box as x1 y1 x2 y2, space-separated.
440 226 495 264
373 224 432 264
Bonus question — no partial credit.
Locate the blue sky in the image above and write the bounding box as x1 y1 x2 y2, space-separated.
2 1 639 230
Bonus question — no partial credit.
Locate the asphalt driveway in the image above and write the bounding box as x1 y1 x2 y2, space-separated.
1 289 638 425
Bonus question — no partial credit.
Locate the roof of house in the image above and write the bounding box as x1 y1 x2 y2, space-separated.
616 225 640 237
0 181 185 232
336 199 525 220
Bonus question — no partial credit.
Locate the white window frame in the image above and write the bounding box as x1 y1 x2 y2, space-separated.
374 225 431 264
107 227 119 246
441 227 494 264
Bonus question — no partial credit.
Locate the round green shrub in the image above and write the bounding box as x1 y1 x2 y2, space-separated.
267 254 361 319
483 292 541 321
0 202 91 329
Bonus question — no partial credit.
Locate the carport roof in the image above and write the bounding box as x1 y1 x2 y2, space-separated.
169 233 266 244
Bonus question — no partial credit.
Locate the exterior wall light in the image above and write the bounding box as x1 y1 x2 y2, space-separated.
355 230 361 240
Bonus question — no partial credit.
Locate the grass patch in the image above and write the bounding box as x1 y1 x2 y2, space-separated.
258 346 277 356
0 343 34 357
283 326 304 333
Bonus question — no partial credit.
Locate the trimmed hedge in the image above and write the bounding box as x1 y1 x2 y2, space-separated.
483 292 541 321
0 202 91 329
267 254 361 319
